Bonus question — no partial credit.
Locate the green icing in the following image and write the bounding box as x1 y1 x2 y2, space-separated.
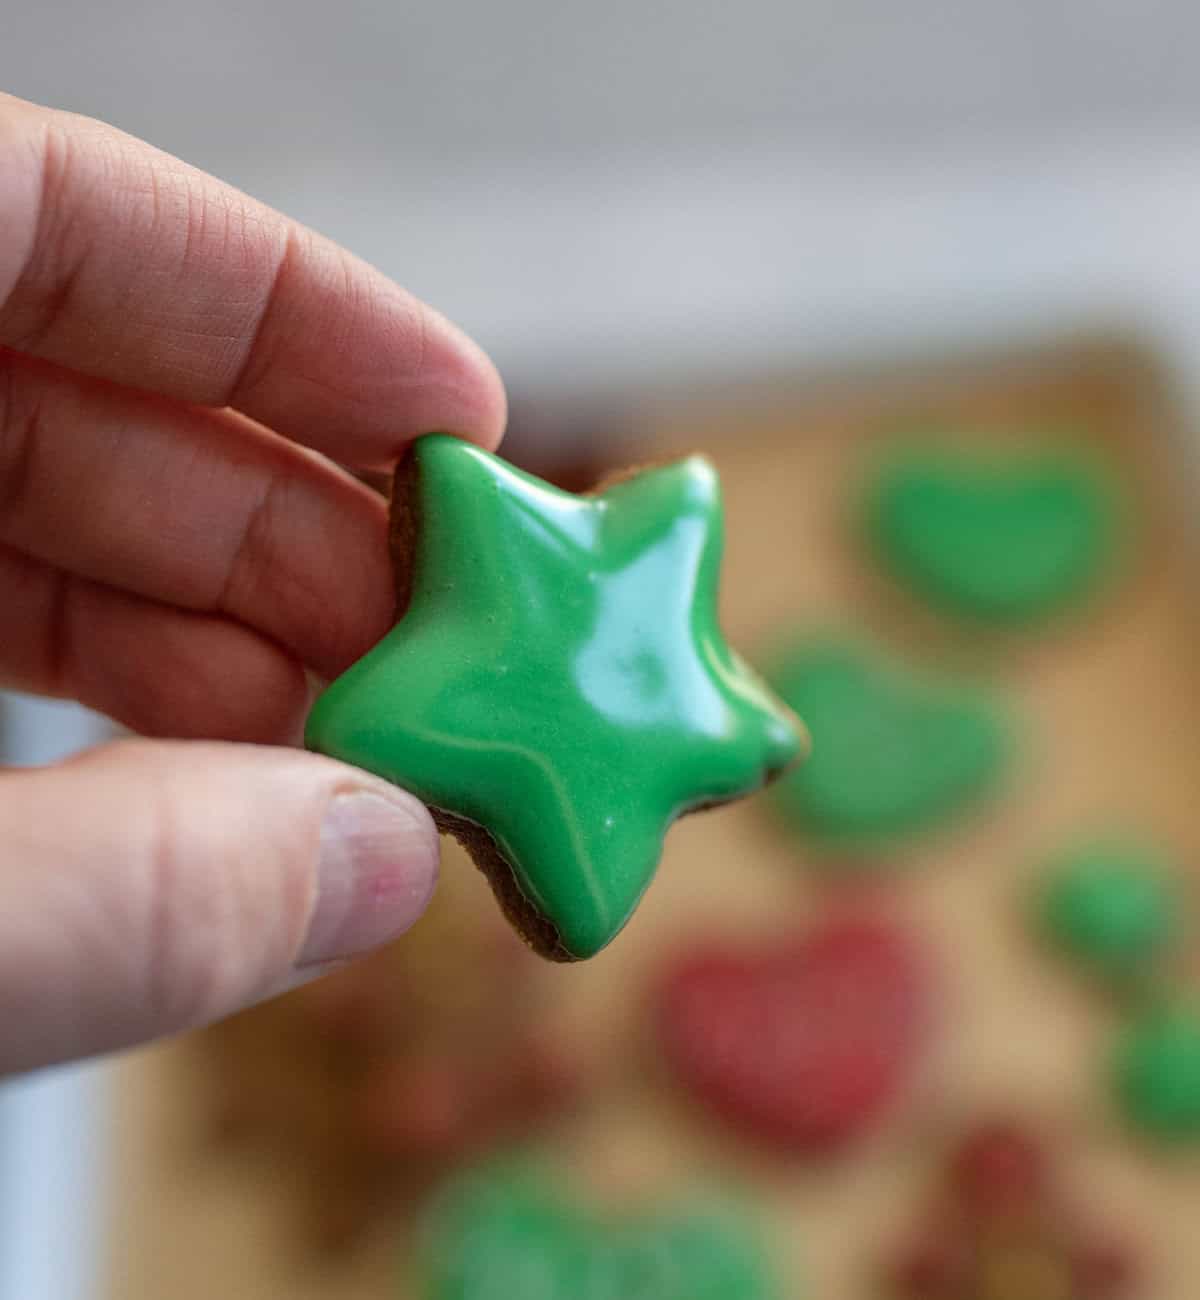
1115 1008 1200 1142
1040 840 1177 981
306 435 803 959
418 1161 781 1300
865 442 1122 626
767 638 1009 849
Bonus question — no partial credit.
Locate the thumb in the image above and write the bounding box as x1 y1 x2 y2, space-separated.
0 738 439 1073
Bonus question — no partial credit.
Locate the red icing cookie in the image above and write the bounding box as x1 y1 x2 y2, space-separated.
657 912 932 1153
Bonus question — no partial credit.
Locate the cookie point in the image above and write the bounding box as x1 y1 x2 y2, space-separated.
765 706 808 778
678 451 721 496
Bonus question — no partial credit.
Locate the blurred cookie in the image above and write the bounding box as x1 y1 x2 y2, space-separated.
767 636 1010 851
203 864 581 1250
417 1156 781 1300
1115 1007 1200 1144
885 1121 1139 1298
1037 837 1178 986
864 440 1125 628
657 910 933 1153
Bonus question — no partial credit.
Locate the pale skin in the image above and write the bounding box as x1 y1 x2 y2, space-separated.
0 93 507 1073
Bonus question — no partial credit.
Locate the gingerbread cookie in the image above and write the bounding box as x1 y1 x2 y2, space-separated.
767 637 1010 849
885 1122 1139 1298
306 435 805 960
202 865 581 1250
1038 838 1177 985
417 1158 780 1300
1115 1007 1200 1143
657 911 932 1153
864 441 1123 628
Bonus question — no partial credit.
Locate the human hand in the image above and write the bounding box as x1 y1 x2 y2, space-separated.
0 92 506 1073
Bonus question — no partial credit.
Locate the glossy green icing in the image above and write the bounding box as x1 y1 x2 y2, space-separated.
767 637 1009 850
1115 1007 1200 1142
866 442 1122 626
1040 839 1176 981
306 435 803 959
418 1160 782 1300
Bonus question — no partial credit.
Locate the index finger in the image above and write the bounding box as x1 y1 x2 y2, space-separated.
0 93 506 465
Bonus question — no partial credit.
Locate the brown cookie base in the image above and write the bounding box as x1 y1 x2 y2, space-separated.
427 806 576 962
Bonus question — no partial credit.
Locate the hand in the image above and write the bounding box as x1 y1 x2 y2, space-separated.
0 92 506 1073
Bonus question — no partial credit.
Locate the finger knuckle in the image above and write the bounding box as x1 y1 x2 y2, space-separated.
0 352 45 524
139 767 222 1030
4 117 93 355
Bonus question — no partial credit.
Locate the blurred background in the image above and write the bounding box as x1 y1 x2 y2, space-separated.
6 1 1200 407
3 2 1200 1297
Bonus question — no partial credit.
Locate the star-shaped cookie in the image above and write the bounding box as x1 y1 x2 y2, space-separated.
306 435 804 960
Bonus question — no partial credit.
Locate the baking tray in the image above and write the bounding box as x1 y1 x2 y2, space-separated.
103 335 1200 1299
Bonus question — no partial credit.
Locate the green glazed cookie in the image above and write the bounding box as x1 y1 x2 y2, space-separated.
1040 840 1177 982
865 441 1123 626
767 638 1009 849
1114 1007 1200 1142
418 1160 782 1300
306 435 804 961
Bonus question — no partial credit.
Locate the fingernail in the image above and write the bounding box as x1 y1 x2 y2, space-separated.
298 789 438 968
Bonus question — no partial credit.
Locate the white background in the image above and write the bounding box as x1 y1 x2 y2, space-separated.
3 1 1200 397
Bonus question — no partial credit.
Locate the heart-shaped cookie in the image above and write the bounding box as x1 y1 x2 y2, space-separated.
419 1161 780 1300
865 442 1123 627
767 639 1010 848
657 913 932 1153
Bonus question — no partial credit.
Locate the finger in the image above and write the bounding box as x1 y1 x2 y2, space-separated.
0 349 394 681
0 739 440 1073
0 93 506 464
0 545 311 744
